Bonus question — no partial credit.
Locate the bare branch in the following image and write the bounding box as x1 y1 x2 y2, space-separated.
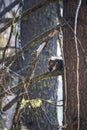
2 5 20 64
0 0 19 18
0 18 12 23
0 24 61 69
74 0 82 130
0 0 57 33
0 71 62 121
0 70 62 99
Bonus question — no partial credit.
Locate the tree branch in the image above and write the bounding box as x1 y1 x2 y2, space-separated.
0 0 57 33
0 70 62 99
0 24 61 70
0 0 19 18
74 1 82 130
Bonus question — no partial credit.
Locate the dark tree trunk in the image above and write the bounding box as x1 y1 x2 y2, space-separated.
21 0 59 130
63 0 87 130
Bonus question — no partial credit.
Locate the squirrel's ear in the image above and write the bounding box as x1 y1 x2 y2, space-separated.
49 56 58 61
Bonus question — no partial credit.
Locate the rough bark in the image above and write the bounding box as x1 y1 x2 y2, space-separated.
63 0 87 130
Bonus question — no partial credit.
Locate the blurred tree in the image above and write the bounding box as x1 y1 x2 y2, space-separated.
21 0 59 130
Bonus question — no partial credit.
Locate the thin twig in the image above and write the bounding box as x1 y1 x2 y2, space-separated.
10 30 58 129
74 1 82 130
0 24 64 75
0 24 61 65
0 0 57 33
63 18 85 53
0 70 62 99
0 29 61 100
2 5 20 64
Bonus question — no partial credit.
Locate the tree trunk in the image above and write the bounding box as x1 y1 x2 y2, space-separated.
63 0 87 130
21 0 59 130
